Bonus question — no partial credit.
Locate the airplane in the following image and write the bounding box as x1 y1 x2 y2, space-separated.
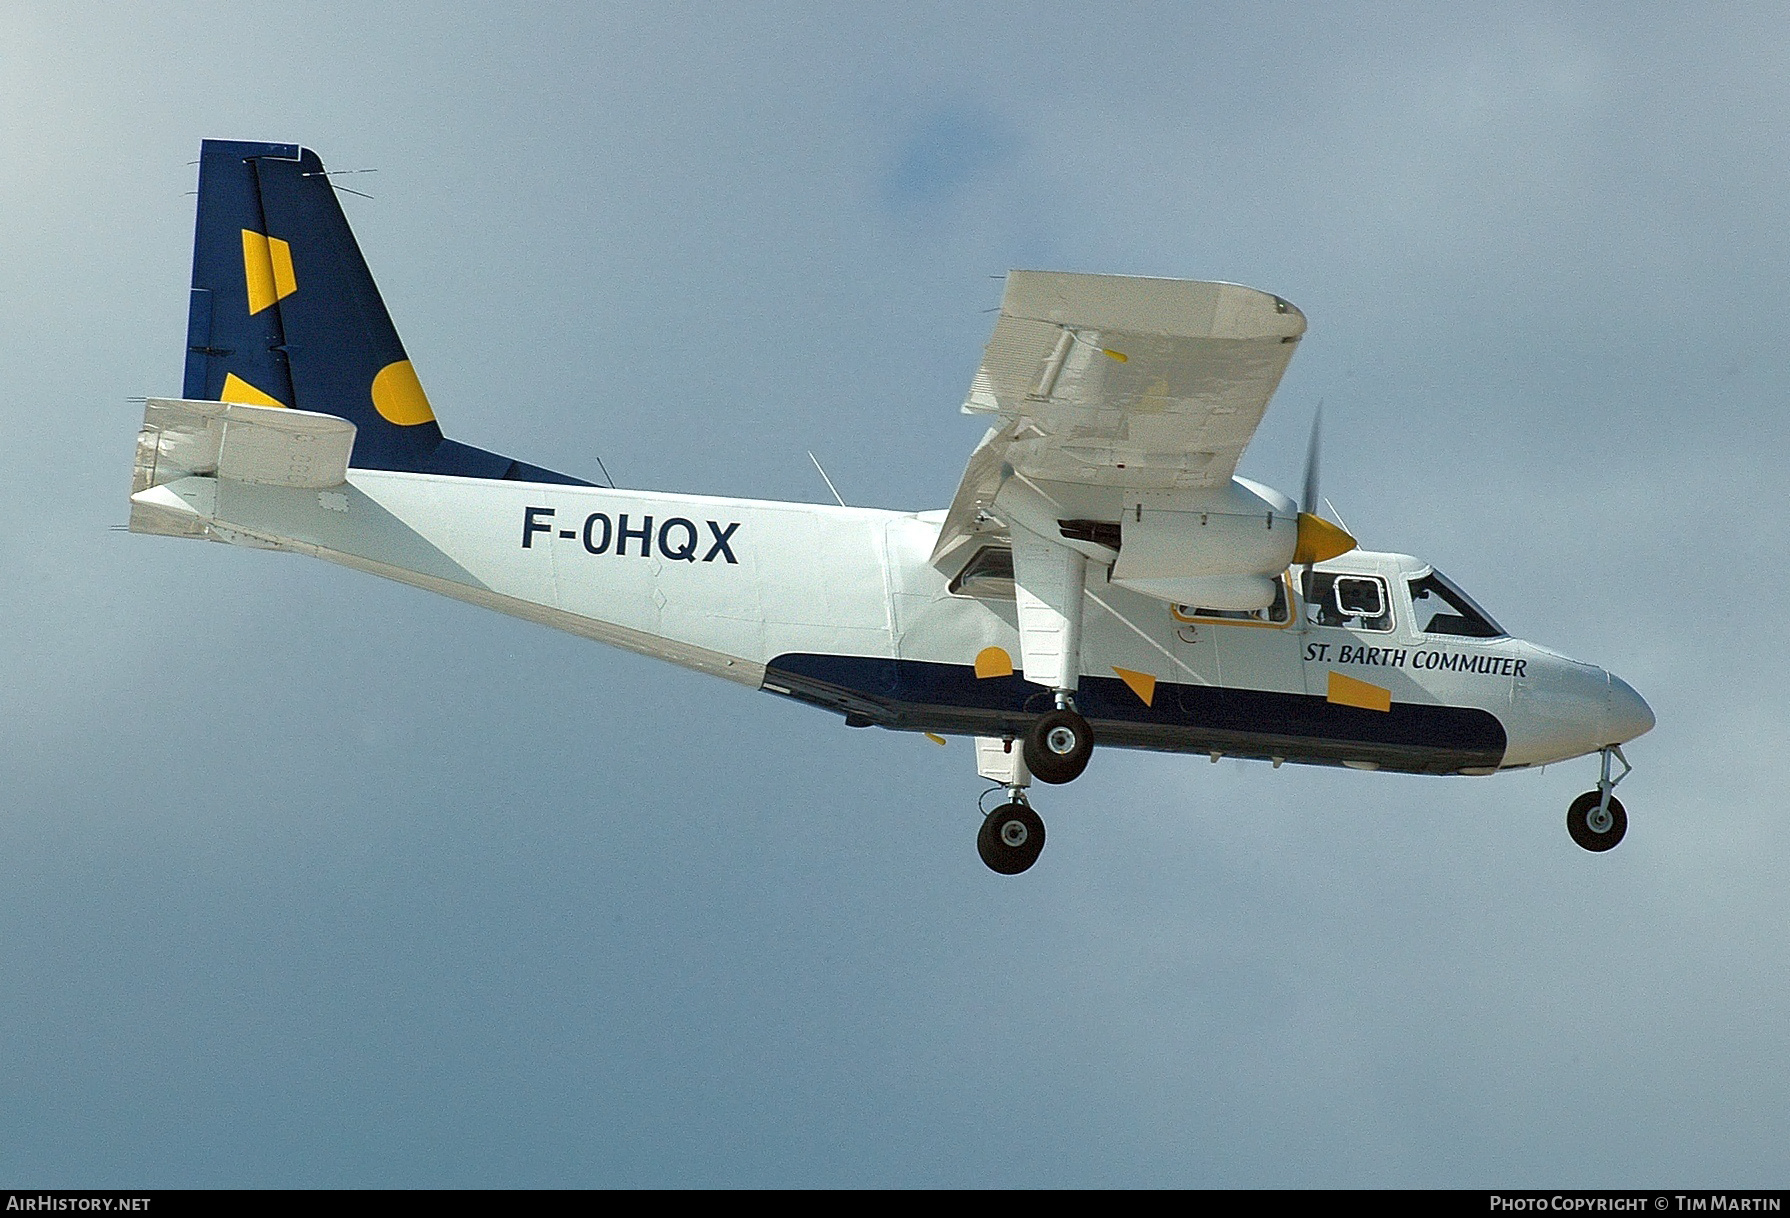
129 139 1655 875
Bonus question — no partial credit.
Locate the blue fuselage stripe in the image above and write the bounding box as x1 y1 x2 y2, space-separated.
763 653 1507 775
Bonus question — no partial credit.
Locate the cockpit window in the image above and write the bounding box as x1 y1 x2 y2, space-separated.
1302 570 1393 632
1337 577 1383 617
1407 570 1505 638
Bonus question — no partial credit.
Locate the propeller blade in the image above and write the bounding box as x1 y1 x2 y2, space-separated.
1293 402 1357 565
1302 402 1322 516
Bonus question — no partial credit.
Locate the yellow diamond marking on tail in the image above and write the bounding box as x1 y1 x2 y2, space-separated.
1327 670 1391 713
268 236 295 301
219 372 286 408
371 359 436 426
974 646 1014 679
241 229 297 315
1112 667 1157 706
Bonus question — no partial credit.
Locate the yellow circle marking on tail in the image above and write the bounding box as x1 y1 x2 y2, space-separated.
371 360 436 426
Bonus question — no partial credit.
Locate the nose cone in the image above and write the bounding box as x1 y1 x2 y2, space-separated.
1606 673 1656 744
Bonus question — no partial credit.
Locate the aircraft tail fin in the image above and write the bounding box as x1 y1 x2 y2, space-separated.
183 139 588 485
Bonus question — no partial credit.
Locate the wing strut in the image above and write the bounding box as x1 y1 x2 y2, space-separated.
1011 526 1087 707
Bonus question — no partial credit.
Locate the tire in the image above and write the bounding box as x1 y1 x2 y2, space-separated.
1567 791 1628 852
1023 709 1094 785
977 802 1046 874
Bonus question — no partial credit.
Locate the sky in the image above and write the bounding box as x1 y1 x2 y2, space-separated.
2 1 1787 1188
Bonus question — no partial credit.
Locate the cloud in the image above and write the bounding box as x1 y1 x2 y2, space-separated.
880 104 1019 210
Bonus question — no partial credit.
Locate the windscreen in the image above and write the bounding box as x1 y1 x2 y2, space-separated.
1407 570 1505 638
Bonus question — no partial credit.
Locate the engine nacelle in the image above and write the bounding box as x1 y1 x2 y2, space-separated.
1106 479 1295 609
988 474 1353 612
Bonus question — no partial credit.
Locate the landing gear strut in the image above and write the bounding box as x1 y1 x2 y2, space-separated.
1568 745 1631 852
973 735 1047 874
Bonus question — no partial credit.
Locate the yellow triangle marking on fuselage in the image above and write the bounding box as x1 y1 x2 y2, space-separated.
974 646 1014 679
220 372 286 408
1112 666 1157 706
1327 670 1391 713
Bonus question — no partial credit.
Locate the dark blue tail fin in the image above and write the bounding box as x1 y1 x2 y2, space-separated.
184 139 588 485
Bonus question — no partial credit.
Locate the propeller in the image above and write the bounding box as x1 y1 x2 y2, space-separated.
1292 403 1358 568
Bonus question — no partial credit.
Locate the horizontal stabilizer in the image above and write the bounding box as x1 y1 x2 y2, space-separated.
134 397 356 494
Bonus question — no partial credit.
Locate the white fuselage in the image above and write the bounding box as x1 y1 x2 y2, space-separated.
134 468 1651 775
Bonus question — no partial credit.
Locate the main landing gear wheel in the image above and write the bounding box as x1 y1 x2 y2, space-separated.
978 802 1046 875
1023 709 1094 785
1567 791 1628 852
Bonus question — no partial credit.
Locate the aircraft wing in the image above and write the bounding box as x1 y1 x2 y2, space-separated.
932 272 1305 565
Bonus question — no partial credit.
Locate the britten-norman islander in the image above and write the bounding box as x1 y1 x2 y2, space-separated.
130 140 1655 874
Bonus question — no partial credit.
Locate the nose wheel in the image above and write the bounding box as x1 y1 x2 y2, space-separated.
978 799 1046 874
1567 745 1631 852
1567 791 1627 851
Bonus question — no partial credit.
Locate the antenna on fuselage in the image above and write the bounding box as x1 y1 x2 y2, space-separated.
808 451 847 507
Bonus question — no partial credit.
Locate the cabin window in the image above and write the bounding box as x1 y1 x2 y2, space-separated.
1407 571 1505 638
949 545 1015 599
1172 575 1292 626
1303 571 1393 631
